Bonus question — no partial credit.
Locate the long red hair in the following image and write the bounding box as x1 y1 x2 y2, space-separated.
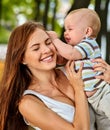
0 21 45 130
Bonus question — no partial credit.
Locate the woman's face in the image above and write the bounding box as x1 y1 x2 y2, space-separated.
23 28 57 73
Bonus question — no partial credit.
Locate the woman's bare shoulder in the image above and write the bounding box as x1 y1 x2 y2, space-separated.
18 94 44 116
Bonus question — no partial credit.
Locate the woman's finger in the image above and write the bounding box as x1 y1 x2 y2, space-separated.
69 61 75 73
65 60 73 77
92 58 106 65
92 59 109 69
77 62 83 76
95 75 104 80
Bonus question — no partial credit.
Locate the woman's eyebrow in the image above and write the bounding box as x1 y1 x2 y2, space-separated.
30 38 51 48
30 43 39 48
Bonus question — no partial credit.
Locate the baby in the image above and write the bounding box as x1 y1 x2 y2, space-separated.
49 8 110 129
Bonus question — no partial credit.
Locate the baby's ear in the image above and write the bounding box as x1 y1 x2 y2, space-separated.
85 27 93 37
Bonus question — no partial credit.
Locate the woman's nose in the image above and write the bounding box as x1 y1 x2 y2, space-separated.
41 45 50 53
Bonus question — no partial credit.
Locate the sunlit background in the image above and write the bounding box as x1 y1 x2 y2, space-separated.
0 0 110 63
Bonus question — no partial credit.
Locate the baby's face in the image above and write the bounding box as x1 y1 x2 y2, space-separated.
64 14 88 45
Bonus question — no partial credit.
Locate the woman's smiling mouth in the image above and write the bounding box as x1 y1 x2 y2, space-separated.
41 55 53 62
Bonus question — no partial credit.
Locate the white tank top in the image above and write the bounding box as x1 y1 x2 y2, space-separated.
23 89 75 130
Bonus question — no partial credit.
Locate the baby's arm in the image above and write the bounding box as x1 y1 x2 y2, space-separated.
53 38 82 60
48 31 82 60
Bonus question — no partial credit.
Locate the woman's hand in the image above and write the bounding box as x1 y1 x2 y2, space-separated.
92 58 110 83
65 60 90 130
65 60 84 91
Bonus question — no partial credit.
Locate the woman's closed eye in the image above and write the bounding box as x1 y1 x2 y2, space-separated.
33 47 39 51
31 44 39 51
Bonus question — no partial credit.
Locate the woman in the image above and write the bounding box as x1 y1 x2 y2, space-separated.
0 21 90 130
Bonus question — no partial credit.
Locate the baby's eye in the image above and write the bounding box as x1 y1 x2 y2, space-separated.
68 28 72 31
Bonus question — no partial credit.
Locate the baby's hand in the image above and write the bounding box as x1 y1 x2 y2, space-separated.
47 31 58 40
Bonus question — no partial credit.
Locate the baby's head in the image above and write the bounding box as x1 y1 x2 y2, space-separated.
64 8 101 42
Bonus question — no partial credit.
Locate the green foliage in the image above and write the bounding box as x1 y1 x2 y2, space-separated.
1 0 66 40
54 21 63 37
0 26 10 44
1 0 36 28
1 0 37 43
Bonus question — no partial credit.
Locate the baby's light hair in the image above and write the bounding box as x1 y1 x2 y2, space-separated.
67 8 101 37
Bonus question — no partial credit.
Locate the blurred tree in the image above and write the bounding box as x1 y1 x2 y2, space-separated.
0 0 36 43
51 0 58 30
43 0 50 28
34 0 41 21
0 0 2 25
69 0 91 11
0 0 110 63
95 0 110 63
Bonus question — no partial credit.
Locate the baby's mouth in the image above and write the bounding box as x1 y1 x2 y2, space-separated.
65 37 71 43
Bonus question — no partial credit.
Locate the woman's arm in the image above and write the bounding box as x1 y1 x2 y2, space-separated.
18 61 90 130
65 60 90 130
19 93 89 130
92 58 110 83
